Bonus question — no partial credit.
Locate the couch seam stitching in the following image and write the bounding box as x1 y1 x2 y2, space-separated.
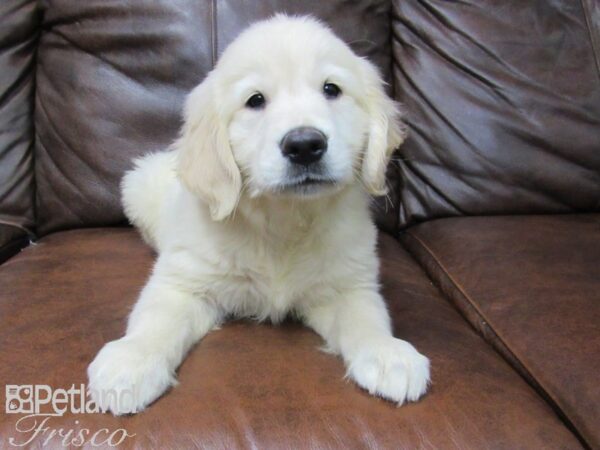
210 0 217 67
405 231 491 321
402 229 588 446
579 0 600 81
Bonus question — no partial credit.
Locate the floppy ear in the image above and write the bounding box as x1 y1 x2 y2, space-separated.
176 73 242 221
360 61 407 196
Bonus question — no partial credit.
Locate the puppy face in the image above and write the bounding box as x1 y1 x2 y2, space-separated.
224 30 369 198
177 16 405 220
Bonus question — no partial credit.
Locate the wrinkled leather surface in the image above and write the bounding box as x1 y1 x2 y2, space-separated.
34 0 213 236
0 1 39 245
34 0 394 236
391 1 600 229
0 229 581 449
582 0 600 72
401 215 600 448
215 0 392 73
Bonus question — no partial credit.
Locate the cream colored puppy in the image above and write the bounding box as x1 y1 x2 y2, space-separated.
88 15 430 415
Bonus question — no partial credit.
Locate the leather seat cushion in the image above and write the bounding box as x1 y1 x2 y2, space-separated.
0 228 581 448
402 214 600 448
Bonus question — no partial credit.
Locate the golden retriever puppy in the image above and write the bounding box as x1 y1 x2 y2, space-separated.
88 15 430 415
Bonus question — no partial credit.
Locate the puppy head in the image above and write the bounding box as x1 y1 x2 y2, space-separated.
177 15 406 220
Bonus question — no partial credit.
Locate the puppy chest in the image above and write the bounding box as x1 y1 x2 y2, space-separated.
209 255 322 318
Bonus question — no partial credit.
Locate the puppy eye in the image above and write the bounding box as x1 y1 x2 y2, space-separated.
323 82 342 99
245 93 266 109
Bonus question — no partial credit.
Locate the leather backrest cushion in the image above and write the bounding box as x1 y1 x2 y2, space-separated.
34 0 393 235
392 0 600 228
0 0 39 238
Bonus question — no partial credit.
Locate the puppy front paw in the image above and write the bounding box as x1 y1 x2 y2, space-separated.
347 337 430 405
87 338 175 415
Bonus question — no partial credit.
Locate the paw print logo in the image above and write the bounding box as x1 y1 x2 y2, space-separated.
5 385 34 414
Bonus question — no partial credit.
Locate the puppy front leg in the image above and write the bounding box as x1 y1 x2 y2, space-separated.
300 289 430 404
87 266 221 415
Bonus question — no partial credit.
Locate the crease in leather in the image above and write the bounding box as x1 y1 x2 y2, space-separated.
211 0 217 67
35 89 101 182
508 124 600 178
50 27 148 87
400 157 465 216
413 1 520 81
392 46 483 157
580 0 600 80
0 219 34 236
0 139 34 201
35 137 89 226
28 10 40 239
0 41 35 107
380 5 400 232
34 117 90 202
394 9 513 105
400 229 590 449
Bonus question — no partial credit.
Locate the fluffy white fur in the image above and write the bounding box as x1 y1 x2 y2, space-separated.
88 15 430 415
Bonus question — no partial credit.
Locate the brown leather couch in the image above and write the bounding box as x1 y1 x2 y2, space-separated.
1 1 598 448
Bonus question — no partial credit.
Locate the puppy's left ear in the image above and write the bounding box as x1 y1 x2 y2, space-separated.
360 60 407 196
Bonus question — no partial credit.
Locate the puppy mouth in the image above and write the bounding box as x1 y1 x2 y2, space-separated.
276 175 340 195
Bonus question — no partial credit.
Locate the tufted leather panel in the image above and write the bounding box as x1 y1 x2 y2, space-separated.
214 0 392 77
34 0 213 236
33 0 396 236
391 0 600 229
0 229 582 448
402 214 600 448
0 0 40 255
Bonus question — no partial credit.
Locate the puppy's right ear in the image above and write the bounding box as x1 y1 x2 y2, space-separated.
176 73 242 221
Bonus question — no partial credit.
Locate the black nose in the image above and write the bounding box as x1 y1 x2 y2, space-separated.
280 127 327 165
